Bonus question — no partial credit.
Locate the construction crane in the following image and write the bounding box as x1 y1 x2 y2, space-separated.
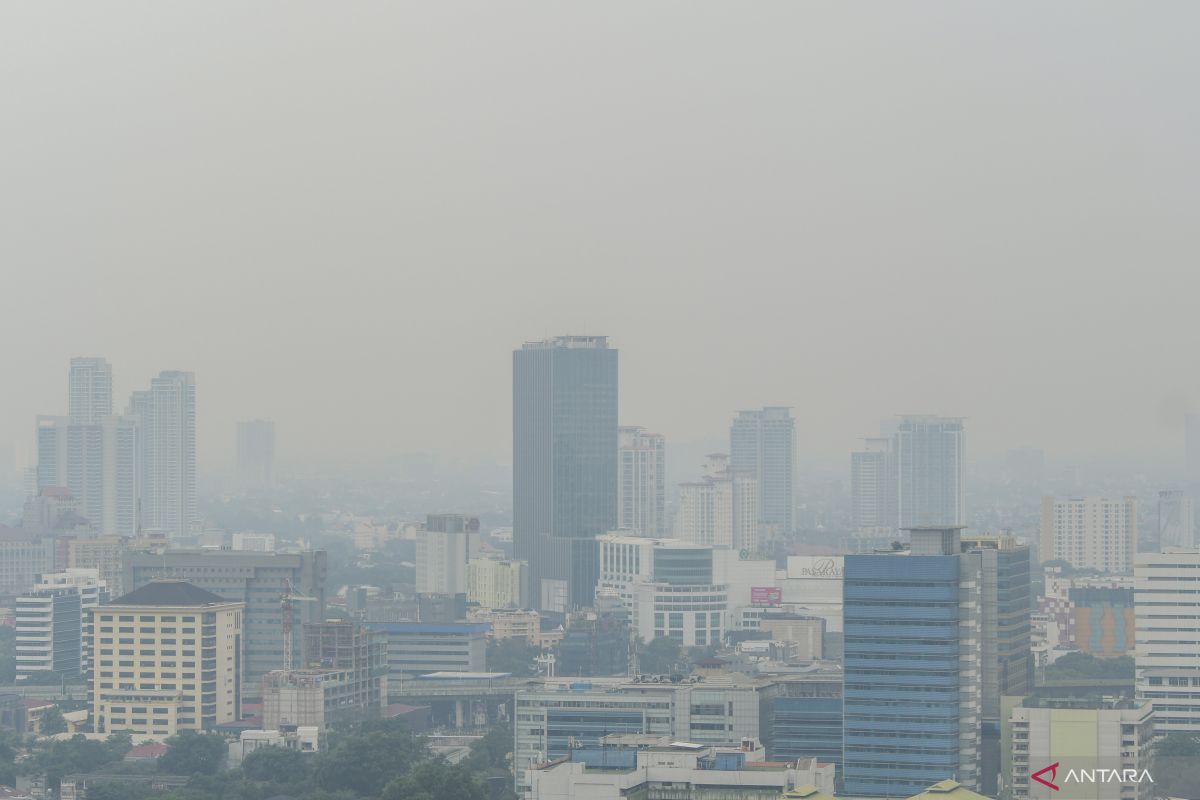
281 578 318 672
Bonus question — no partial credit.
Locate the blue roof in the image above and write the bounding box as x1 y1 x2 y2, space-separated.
365 622 491 634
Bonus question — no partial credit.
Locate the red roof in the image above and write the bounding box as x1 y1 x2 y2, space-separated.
124 743 170 760
21 699 53 710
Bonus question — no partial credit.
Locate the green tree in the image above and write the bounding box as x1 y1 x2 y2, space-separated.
0 628 16 683
465 721 512 773
1154 733 1200 798
312 725 427 796
82 780 157 800
638 637 683 675
1042 652 1134 682
486 638 539 676
240 744 309 783
39 707 68 736
22 734 128 790
158 733 226 776
380 760 486 800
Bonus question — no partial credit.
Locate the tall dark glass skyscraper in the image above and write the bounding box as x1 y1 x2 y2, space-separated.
513 336 618 613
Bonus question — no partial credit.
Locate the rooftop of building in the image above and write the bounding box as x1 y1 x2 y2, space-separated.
364 622 490 634
781 786 835 800
1021 694 1147 711
905 779 991 800
109 579 233 607
521 335 609 349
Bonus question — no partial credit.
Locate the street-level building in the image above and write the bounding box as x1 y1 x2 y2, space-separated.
91 580 243 737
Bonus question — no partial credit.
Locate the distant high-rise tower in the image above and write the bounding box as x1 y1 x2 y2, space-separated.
730 407 794 535
415 513 480 596
675 454 759 553
1158 490 1195 550
1187 414 1200 480
36 359 139 536
850 438 894 533
68 358 112 425
894 415 964 528
1041 496 1137 573
236 419 276 491
618 426 666 536
130 371 196 538
513 336 617 612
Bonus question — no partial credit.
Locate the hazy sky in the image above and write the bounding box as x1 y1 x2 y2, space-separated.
3 3 1199 472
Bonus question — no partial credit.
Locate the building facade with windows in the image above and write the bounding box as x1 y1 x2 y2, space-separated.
513 336 618 612
1041 496 1137 574
123 550 326 697
91 580 243 737
1135 548 1200 734
618 426 667 537
842 534 982 797
514 675 763 797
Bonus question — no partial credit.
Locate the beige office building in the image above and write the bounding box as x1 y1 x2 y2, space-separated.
91 580 242 737
467 558 524 609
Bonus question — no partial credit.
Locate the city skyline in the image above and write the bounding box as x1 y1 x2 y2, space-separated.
6 3 1200 472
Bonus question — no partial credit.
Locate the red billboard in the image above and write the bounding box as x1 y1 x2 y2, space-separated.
751 586 782 607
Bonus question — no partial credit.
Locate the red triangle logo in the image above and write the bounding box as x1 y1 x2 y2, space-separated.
1031 762 1060 791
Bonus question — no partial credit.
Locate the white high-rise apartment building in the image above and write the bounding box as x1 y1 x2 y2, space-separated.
618 426 666 536
674 454 758 553
69 357 113 425
35 359 140 536
130 371 196 538
415 514 480 595
1041 496 1137 573
1158 490 1196 550
851 437 894 533
894 415 964 528
1135 548 1200 734
730 407 794 534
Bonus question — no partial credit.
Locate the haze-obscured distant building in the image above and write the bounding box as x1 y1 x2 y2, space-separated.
129 370 196 538
894 416 964 528
731 407 794 535
466 558 524 609
850 438 894 535
674 454 758 553
416 514 479 596
1041 496 1137 573
1158 489 1195 550
513 336 617 612
618 426 666 536
236 419 275 491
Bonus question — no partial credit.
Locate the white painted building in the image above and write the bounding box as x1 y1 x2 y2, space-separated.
778 556 844 633
1042 496 1138 573
618 426 667 536
1135 548 1200 733
514 675 765 797
527 738 834 800
674 454 758 553
415 514 480 596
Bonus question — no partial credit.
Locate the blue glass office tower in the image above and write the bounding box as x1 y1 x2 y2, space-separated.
842 532 982 797
514 336 617 612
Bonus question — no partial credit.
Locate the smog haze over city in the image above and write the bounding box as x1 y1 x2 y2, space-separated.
5 6 1200 800
4 3 1199 476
